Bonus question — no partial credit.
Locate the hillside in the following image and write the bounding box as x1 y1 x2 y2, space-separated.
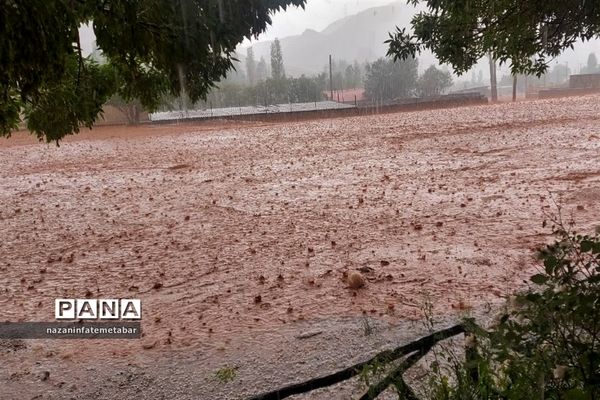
244 1 433 76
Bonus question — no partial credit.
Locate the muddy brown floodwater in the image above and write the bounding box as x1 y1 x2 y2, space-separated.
1 95 600 399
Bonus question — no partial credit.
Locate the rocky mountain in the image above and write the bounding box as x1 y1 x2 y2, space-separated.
243 1 434 76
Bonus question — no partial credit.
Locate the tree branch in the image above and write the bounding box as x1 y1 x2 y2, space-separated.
247 324 465 400
359 346 431 400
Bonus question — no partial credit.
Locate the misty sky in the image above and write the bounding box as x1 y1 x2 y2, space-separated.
250 0 395 42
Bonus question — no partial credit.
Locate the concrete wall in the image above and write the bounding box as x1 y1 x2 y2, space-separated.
570 74 600 89
538 87 600 99
151 94 488 125
96 105 149 126
17 105 150 130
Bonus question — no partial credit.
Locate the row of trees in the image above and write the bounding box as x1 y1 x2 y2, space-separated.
188 74 328 109
245 42 365 91
179 48 598 112
170 38 365 109
169 57 453 110
181 38 328 109
245 39 287 86
328 59 364 91
172 39 453 110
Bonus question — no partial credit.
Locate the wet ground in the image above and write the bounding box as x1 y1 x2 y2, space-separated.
1 95 599 399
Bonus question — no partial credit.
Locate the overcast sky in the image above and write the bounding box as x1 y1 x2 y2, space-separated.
250 0 396 42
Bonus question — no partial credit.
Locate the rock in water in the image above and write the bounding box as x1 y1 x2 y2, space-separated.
348 272 365 289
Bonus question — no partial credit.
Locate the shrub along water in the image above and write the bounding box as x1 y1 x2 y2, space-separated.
427 226 600 400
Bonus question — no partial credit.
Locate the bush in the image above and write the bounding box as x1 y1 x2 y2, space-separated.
364 57 419 102
428 227 600 400
417 66 453 98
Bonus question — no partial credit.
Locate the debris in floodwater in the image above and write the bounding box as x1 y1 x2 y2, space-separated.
2 94 598 356
348 272 366 290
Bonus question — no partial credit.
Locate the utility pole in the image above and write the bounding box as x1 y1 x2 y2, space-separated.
329 54 334 101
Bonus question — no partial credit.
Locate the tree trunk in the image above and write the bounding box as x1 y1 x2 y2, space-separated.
329 54 333 101
488 53 498 102
513 75 518 102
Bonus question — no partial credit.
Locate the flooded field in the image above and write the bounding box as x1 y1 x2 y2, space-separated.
1 95 600 399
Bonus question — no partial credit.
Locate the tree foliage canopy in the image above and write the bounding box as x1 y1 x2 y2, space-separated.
417 65 453 97
364 57 419 102
386 0 600 76
246 47 257 87
0 0 305 142
585 52 599 74
256 56 269 82
270 38 286 80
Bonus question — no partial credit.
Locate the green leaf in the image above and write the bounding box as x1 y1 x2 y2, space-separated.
530 274 549 285
544 256 558 274
581 240 594 252
525 292 542 302
564 388 591 400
